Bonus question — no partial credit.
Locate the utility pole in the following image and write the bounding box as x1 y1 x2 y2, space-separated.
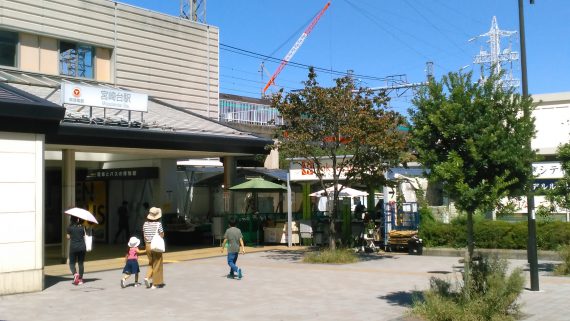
425 61 434 82
518 0 539 292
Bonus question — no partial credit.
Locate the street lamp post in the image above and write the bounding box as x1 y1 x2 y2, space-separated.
518 0 539 292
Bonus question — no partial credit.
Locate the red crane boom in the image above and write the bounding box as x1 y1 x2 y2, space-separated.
262 1 331 95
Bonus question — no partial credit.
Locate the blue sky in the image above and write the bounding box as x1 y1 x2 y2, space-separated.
120 0 569 114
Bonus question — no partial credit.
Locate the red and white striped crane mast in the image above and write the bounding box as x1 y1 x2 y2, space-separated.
262 1 331 95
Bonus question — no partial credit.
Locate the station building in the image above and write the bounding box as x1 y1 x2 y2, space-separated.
0 0 272 295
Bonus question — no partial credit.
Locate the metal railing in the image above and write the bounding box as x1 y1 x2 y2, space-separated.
219 104 283 126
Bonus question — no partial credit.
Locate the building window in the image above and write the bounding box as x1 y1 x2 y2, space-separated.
0 30 18 67
59 41 94 78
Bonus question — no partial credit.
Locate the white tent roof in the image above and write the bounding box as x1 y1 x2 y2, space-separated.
309 185 368 197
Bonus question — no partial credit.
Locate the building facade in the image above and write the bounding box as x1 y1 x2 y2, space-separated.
1 0 219 118
0 0 270 295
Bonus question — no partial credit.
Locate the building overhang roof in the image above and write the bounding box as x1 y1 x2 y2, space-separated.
0 82 65 132
50 122 270 155
0 70 272 157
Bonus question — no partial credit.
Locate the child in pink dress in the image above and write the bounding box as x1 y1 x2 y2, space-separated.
121 236 146 288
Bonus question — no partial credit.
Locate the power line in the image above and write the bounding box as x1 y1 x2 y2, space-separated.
219 86 263 97
219 66 304 88
403 0 468 54
220 43 401 82
343 0 451 72
220 74 300 91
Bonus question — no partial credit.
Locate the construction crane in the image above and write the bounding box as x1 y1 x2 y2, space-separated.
262 1 331 95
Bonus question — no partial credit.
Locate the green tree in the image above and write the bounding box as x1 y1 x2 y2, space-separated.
544 143 570 213
270 67 410 249
409 71 536 259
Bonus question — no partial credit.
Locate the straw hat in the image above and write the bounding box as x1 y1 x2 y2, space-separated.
128 236 140 248
147 207 162 220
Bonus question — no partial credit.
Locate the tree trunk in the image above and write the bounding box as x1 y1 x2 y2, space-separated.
329 201 337 250
467 211 474 260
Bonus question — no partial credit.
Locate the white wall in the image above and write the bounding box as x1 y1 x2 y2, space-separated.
532 103 570 155
0 132 44 295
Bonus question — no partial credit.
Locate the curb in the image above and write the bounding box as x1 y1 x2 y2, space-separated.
423 247 561 261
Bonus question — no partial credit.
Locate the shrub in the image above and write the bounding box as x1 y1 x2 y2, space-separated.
303 248 358 264
412 255 524 321
554 244 570 275
420 219 570 250
419 223 464 248
537 221 570 250
420 206 436 226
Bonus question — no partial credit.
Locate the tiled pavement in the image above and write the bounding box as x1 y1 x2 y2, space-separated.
0 246 568 321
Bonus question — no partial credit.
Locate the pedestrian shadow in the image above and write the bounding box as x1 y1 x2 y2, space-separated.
357 253 396 261
44 275 102 289
426 270 453 274
378 290 423 307
261 250 306 262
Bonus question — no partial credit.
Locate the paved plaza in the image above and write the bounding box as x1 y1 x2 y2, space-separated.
0 249 568 321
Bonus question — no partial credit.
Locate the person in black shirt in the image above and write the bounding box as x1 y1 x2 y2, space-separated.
114 201 130 244
67 217 87 285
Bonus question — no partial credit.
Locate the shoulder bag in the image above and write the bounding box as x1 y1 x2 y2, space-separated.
150 224 165 253
84 227 93 252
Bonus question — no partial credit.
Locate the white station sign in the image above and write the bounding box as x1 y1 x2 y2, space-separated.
61 83 148 112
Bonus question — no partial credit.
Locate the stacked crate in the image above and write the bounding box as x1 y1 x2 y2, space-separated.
388 230 417 251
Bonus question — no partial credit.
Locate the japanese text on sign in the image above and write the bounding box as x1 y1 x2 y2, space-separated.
61 83 148 112
532 162 563 179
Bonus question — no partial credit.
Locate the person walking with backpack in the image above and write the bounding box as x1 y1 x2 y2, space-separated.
220 218 246 279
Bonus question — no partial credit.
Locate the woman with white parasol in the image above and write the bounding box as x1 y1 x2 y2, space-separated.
64 208 98 286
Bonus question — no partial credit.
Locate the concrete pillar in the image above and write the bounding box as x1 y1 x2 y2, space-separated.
223 156 236 213
61 149 75 263
264 141 280 169
158 159 177 213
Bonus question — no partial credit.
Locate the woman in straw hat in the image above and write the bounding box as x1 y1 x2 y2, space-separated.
142 207 165 289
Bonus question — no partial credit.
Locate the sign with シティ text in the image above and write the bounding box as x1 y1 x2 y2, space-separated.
532 162 563 179
61 83 148 112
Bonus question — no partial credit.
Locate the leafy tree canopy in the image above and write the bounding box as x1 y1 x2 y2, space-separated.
409 71 536 215
271 67 411 191
544 143 570 211
270 67 411 248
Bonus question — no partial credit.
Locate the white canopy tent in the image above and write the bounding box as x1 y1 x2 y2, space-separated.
309 185 369 197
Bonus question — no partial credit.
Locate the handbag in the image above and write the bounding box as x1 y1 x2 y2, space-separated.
84 227 93 252
150 224 165 253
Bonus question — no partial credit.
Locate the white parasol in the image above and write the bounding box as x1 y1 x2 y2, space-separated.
64 207 99 224
310 185 368 197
